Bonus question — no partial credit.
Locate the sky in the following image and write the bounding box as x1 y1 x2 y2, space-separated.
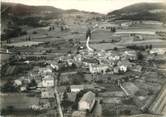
2 0 166 14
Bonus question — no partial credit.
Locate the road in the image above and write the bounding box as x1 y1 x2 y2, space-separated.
54 87 64 117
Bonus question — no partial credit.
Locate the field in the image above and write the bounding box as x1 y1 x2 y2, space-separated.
119 39 166 48
91 43 124 50
0 93 39 110
6 41 44 47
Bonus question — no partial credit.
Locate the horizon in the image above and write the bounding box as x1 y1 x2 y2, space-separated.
2 0 166 14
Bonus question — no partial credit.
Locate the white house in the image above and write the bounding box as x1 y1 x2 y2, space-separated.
117 60 131 72
70 85 84 92
42 75 54 87
79 91 96 111
14 80 22 86
50 63 59 71
20 86 27 92
150 48 166 55
119 65 128 72
89 64 109 74
108 54 120 61
124 51 137 61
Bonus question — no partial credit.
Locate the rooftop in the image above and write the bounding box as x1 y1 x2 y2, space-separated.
80 91 95 104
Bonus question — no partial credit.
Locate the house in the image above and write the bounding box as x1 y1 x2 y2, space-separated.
70 85 84 92
50 62 59 71
20 86 27 92
124 51 137 61
14 79 22 86
119 65 127 72
70 84 95 93
41 89 54 98
117 60 132 72
113 66 119 74
67 59 74 66
150 48 166 55
99 22 119 30
108 54 120 61
78 91 96 111
120 21 132 28
42 75 54 87
89 64 109 74
74 54 82 62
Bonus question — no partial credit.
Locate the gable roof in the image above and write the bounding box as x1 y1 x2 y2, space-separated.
80 91 95 104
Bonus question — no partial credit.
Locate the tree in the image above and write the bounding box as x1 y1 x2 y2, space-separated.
28 79 37 88
137 52 144 60
63 91 68 101
111 27 116 32
149 44 152 50
113 47 118 51
1 81 18 92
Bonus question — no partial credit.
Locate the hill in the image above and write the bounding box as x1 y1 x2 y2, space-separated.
1 2 102 41
107 3 166 22
1 2 63 17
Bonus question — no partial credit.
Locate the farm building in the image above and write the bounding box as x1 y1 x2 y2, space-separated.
42 75 54 87
117 60 132 72
99 22 119 30
70 85 84 92
78 91 96 111
124 51 137 61
89 64 109 74
150 48 166 55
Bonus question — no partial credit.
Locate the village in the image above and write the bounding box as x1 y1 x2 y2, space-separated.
1 2 166 117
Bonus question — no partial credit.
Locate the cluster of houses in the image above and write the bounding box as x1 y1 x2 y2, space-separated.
77 49 138 74
149 48 166 55
50 47 139 75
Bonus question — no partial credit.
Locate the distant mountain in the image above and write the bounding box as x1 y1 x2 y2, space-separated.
1 2 64 18
1 2 101 18
1 2 102 40
107 3 166 22
1 2 101 25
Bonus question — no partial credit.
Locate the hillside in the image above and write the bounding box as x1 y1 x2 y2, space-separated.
1 2 63 17
107 3 166 22
1 2 102 41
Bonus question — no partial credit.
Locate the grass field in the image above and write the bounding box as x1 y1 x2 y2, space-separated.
6 41 44 47
119 39 166 48
91 43 124 50
0 93 39 110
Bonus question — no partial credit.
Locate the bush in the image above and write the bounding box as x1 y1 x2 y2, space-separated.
1 81 18 93
32 31 38 34
137 52 144 60
27 79 37 88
